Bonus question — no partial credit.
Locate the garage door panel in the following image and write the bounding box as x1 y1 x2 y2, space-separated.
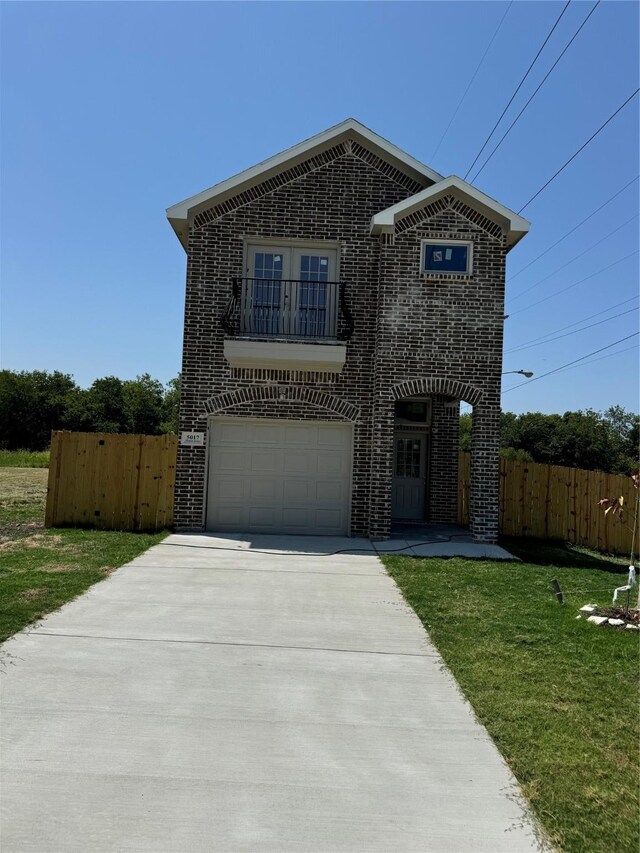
250 423 284 445
250 451 282 473
249 479 282 501
317 425 351 449
207 418 352 536
282 507 312 528
315 481 344 503
283 480 312 501
217 423 250 444
315 452 346 475
215 506 245 527
283 424 315 445
214 450 248 473
315 508 344 530
214 479 246 501
283 453 312 475
248 506 280 527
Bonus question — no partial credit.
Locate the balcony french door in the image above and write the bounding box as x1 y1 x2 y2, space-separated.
242 246 338 339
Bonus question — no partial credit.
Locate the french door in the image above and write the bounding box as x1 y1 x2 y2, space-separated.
242 246 338 338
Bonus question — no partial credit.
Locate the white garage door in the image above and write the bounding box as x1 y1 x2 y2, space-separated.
206 418 352 536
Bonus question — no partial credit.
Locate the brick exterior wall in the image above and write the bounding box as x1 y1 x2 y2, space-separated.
175 138 507 542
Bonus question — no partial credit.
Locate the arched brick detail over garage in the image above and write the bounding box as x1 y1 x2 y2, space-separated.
202 386 361 422
391 377 484 407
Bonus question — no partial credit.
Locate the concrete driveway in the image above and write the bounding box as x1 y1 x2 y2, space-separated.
1 533 540 852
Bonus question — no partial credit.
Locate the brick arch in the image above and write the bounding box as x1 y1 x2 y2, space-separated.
391 377 484 407
202 386 360 421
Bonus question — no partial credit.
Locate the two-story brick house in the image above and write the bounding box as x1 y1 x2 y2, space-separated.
167 119 529 542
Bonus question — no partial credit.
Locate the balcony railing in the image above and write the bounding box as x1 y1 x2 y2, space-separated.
222 278 354 341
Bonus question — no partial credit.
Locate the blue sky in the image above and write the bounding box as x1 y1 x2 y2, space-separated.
1 0 638 415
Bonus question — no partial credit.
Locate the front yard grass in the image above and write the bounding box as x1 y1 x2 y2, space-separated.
0 467 166 643
383 539 639 853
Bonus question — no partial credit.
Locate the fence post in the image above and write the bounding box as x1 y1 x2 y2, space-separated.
45 431 63 528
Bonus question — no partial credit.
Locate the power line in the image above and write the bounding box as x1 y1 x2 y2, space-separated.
505 295 639 351
431 3 513 161
549 343 638 376
509 250 639 316
509 176 639 281
518 87 640 213
471 0 602 183
506 306 638 353
508 214 638 303
471 1 600 182
464 0 571 179
502 332 639 393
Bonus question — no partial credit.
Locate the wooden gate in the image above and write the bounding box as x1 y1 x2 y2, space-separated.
45 431 177 531
458 452 637 555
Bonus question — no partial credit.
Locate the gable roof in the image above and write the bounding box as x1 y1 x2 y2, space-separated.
370 176 530 249
166 119 444 248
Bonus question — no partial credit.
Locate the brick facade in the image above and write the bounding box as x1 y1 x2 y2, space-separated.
174 137 508 542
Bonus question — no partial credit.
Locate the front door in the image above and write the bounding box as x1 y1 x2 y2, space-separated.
391 431 427 520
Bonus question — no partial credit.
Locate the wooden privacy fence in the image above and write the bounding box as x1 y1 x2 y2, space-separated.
45 432 177 531
458 452 637 555
46 432 636 552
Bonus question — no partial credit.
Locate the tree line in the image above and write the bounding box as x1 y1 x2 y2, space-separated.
0 370 180 451
1 370 637 474
460 407 639 475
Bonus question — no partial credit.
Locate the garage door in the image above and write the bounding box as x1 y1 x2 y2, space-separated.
206 418 352 535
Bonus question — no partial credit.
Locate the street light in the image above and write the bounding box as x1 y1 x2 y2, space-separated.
502 369 534 378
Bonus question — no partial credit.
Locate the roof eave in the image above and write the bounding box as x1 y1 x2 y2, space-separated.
165 119 444 237
370 176 531 249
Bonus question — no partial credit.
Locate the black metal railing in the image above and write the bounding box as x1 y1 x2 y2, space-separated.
222 278 354 341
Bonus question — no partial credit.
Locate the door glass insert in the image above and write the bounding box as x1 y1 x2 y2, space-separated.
396 437 422 478
251 252 283 335
298 255 329 337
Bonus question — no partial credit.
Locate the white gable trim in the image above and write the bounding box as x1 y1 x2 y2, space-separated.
166 119 444 247
370 176 530 249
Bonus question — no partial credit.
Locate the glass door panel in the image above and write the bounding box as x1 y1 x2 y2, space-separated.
292 249 337 338
244 248 289 335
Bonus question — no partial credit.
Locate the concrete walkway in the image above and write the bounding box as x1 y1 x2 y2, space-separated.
1 533 539 852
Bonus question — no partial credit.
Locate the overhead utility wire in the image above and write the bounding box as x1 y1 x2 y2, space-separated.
509 250 639 316
464 0 571 179
551 343 638 375
509 176 639 281
502 332 639 393
518 88 640 213
431 2 513 161
508 214 639 302
505 295 639 351
506 307 638 353
470 1 600 182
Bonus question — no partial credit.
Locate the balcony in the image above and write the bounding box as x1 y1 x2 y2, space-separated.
222 278 354 373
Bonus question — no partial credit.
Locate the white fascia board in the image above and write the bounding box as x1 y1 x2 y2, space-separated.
166 119 444 236
370 176 531 249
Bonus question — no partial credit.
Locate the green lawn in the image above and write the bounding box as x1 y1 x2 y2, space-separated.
383 540 639 853
0 467 166 642
0 449 50 467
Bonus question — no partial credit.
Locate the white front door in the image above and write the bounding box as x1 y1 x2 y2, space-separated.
391 431 428 520
206 418 352 535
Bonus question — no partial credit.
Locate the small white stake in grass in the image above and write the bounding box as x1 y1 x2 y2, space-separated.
612 566 636 604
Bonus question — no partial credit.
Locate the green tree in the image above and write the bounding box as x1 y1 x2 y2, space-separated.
160 375 181 434
122 374 165 434
0 370 77 450
84 377 127 433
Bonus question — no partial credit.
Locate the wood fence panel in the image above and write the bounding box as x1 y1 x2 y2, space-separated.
458 452 636 556
45 432 177 532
